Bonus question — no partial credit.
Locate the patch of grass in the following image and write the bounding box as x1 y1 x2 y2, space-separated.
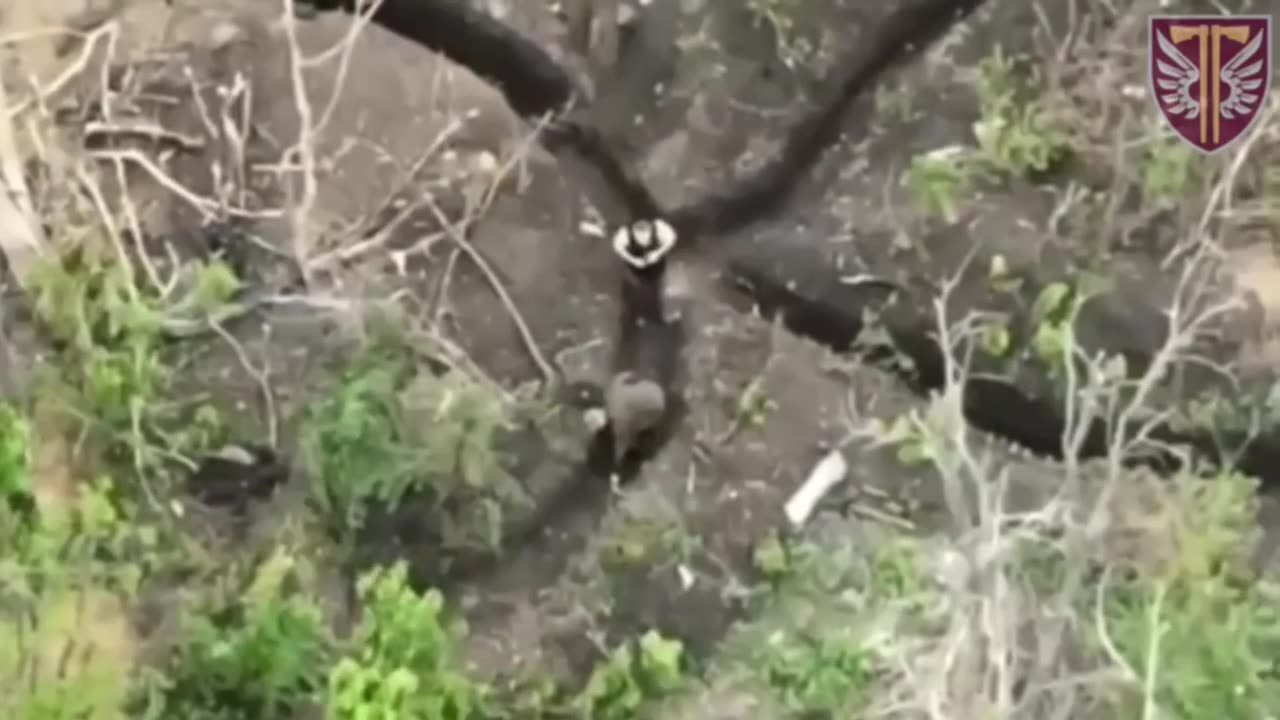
0 588 136 720
1 475 150 720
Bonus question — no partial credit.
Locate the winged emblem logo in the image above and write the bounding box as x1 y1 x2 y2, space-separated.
1149 15 1272 153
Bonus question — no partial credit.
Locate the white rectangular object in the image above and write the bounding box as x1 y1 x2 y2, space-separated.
784 449 849 527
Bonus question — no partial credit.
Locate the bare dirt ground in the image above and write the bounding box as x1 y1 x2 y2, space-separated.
4 0 1280 718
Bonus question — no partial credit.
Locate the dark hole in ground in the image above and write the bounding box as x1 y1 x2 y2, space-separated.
185 444 289 517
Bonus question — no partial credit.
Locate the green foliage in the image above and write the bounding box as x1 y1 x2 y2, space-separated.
302 357 419 531
0 401 33 512
0 590 134 720
576 630 686 720
763 631 875 713
752 530 794 582
32 252 161 356
970 47 1071 178
1107 580 1280 718
745 534 911 714
1102 473 1280 718
154 550 333 720
398 371 509 503
979 321 1013 358
601 507 694 570
1140 132 1196 208
187 261 243 313
28 252 236 484
1 476 149 720
301 348 514 546
1028 280 1075 373
326 562 485 720
32 255 168 428
726 375 775 434
906 147 973 222
905 48 1070 224
867 539 926 601
1027 274 1110 380
879 413 936 468
5 475 145 589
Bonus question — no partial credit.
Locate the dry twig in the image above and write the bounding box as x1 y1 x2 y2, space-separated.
422 193 556 386
209 320 279 447
0 82 49 292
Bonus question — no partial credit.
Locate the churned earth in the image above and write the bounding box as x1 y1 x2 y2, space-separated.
3 0 1280 717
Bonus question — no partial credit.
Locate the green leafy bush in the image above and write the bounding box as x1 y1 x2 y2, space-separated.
576 630 685 720
970 47 1071 178
1102 473 1280 718
301 350 512 545
764 632 874 713
154 551 333 720
302 359 419 531
326 562 485 720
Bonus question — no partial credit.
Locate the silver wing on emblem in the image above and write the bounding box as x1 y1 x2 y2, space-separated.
1220 31 1266 119
1154 30 1201 119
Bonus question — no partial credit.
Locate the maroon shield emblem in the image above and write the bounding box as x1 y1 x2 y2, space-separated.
1149 15 1272 153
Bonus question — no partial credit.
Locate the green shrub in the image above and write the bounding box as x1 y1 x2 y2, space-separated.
576 630 685 720
154 551 333 720
326 562 485 720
